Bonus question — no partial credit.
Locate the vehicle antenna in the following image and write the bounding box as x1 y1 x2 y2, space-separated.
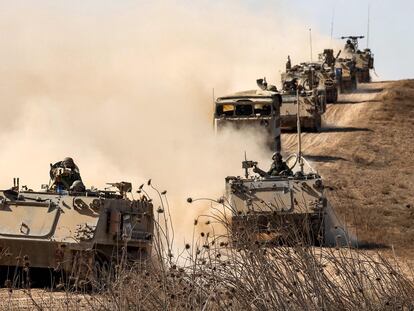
296 87 304 173
244 151 249 178
330 6 335 47
309 28 313 62
366 4 371 48
212 88 216 132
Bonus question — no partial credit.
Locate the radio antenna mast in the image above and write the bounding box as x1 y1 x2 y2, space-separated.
330 7 335 47
212 88 216 131
309 28 313 62
366 4 371 48
296 87 304 173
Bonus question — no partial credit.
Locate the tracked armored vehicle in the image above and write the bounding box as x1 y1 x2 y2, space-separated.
335 57 357 93
354 49 374 82
341 36 374 83
0 178 154 286
226 154 326 246
281 63 327 131
215 80 282 152
318 49 340 103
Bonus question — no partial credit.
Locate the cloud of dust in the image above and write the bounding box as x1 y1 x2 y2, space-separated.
324 204 358 247
0 1 337 242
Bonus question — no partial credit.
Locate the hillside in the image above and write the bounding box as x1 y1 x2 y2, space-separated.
283 80 414 255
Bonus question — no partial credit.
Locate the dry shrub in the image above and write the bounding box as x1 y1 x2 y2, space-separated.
82 192 414 310
5 185 414 310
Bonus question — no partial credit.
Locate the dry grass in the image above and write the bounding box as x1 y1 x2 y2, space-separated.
2 187 414 310
284 80 414 256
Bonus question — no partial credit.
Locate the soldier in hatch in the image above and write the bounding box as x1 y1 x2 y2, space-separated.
253 152 292 177
50 157 85 192
256 77 278 92
345 39 355 53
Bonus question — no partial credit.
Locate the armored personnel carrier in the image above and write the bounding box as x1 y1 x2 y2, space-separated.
215 79 282 152
281 63 327 131
354 49 374 82
226 154 326 246
341 36 374 83
0 175 154 286
334 57 357 93
318 49 341 103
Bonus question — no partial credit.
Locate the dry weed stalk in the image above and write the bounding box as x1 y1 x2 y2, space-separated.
4 183 414 310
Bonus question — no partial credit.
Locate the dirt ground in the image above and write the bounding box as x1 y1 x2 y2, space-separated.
283 80 414 257
0 289 89 310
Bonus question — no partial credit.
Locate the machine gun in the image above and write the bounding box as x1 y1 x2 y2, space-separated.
242 160 258 178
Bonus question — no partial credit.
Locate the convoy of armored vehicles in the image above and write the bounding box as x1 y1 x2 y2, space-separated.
215 36 373 135
0 33 375 286
214 35 374 246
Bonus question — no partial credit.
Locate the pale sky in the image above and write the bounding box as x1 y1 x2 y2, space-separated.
244 0 413 81
4 0 410 81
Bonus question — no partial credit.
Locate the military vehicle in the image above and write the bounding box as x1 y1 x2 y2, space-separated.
318 49 341 103
334 57 357 93
226 154 326 246
214 79 282 152
281 63 327 131
0 176 154 286
341 36 374 83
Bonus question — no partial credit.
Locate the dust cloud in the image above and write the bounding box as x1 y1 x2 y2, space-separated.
0 1 336 241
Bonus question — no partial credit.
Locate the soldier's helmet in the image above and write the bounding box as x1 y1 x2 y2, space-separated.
62 157 75 169
272 152 282 161
347 39 351 44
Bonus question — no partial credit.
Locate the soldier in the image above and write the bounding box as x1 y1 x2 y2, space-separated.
253 152 292 177
50 157 85 192
345 39 355 53
257 77 268 90
256 77 278 92
286 55 292 71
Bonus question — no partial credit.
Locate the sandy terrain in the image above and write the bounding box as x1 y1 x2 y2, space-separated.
283 80 414 256
0 289 89 310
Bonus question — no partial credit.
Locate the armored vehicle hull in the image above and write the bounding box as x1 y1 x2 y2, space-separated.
356 68 370 83
280 61 328 130
355 50 374 83
215 89 282 152
226 155 326 246
335 58 357 93
324 78 338 103
0 187 153 285
280 91 325 132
